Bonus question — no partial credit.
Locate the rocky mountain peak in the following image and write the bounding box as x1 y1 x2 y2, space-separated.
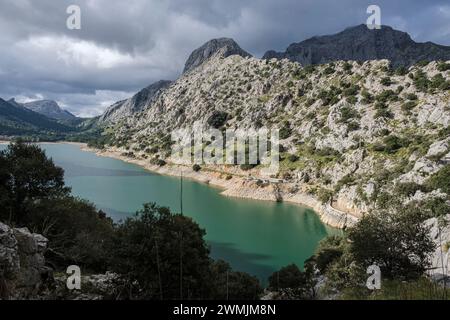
263 24 450 67
23 100 76 120
183 38 252 74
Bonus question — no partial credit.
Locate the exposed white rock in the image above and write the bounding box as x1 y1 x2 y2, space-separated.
425 215 450 286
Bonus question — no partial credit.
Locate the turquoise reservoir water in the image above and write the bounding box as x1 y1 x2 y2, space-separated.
1 143 339 282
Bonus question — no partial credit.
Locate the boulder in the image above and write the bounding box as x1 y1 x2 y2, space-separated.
0 222 50 299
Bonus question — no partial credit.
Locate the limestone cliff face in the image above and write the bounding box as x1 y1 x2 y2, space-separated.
0 222 50 299
100 80 172 123
425 215 450 285
263 25 450 67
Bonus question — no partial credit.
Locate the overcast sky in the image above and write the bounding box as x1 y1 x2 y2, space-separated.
0 0 449 117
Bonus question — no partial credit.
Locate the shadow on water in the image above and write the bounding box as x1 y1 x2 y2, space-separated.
209 241 275 284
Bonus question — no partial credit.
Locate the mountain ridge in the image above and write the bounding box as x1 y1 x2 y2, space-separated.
263 24 450 67
99 80 173 123
22 100 77 120
0 98 73 136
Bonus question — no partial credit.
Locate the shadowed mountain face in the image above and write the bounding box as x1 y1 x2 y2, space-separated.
23 100 76 120
263 24 450 67
183 38 252 74
0 98 73 135
99 80 173 123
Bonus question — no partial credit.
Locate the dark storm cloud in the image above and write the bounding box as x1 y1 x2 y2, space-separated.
0 0 449 116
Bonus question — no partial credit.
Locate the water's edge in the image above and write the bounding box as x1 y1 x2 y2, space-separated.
81 144 358 229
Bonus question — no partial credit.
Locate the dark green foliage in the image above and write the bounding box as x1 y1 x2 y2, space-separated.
108 203 212 299
405 93 418 100
413 70 431 92
374 135 411 154
151 157 166 166
342 84 360 97
210 260 262 300
287 154 299 162
348 207 435 280
394 66 408 76
394 182 427 197
0 142 113 271
426 165 450 194
268 264 303 290
339 106 360 123
361 89 374 104
347 121 360 131
268 263 317 299
375 90 397 103
314 236 345 273
0 142 70 225
31 197 114 271
437 62 450 72
346 96 358 104
207 111 229 128
317 188 333 203
334 174 356 193
323 66 335 75
401 101 418 112
240 163 257 171
318 86 342 106
192 164 201 172
380 77 392 86
343 62 353 72
430 73 450 91
375 107 394 119
279 120 292 139
415 60 430 67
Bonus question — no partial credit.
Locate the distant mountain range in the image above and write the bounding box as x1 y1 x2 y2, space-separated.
263 24 450 67
0 98 73 136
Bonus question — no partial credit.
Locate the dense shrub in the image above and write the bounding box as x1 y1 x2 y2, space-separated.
339 106 360 123
401 101 418 112
279 121 292 139
0 142 70 225
413 70 430 92
209 260 262 300
395 182 427 197
426 165 450 194
437 62 450 72
317 188 333 203
348 206 435 280
207 111 229 128
380 77 392 86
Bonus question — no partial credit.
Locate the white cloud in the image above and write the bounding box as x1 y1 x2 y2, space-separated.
23 36 135 69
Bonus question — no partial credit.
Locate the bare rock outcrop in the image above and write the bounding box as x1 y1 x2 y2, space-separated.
0 222 51 299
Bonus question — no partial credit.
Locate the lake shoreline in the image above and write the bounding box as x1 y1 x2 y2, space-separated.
80 145 358 229
0 140 357 229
